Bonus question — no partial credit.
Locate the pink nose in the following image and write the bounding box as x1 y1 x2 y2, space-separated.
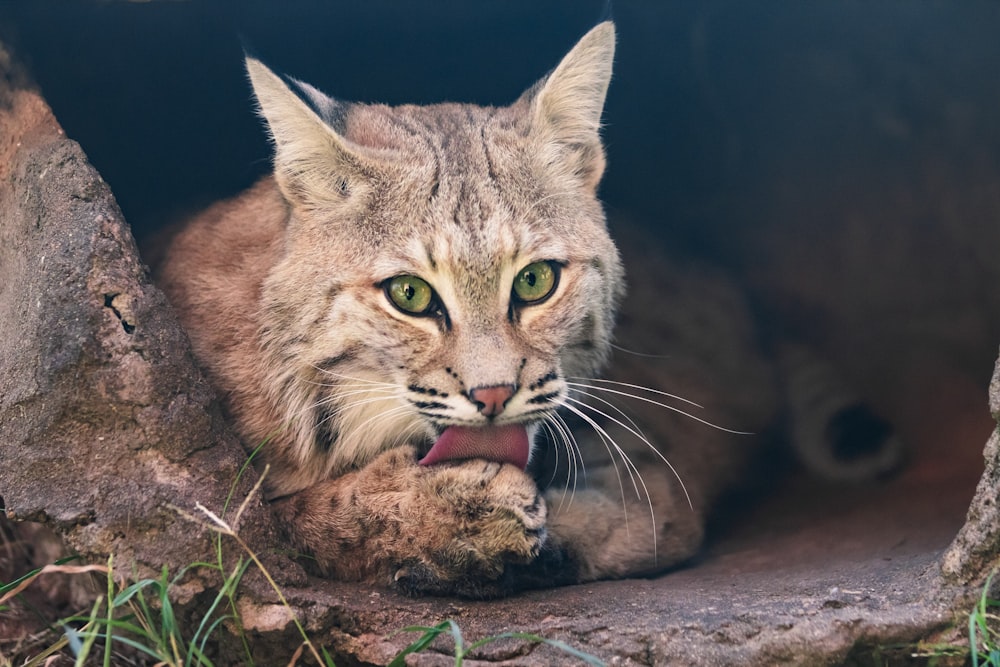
469 384 516 418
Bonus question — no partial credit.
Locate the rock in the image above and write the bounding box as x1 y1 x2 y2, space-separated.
941 350 1000 584
0 42 280 586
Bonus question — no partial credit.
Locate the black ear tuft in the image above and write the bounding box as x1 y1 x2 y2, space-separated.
242 48 349 131
238 34 258 60
279 73 314 106
281 74 350 131
598 0 614 24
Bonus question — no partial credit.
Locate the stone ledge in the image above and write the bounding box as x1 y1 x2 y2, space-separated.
0 46 282 588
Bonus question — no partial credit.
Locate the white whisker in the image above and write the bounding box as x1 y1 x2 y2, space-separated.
565 386 650 445
555 399 656 549
301 379 400 392
552 411 586 513
313 393 406 431
540 421 567 509
292 388 401 424
542 413 583 513
307 387 401 409
566 381 750 435
396 418 431 451
558 400 645 502
553 412 584 504
553 410 586 485
609 343 674 360
308 365 401 389
566 377 704 409
562 395 692 512
337 403 418 446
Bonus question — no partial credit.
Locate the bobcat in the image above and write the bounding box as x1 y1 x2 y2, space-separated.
156 21 899 598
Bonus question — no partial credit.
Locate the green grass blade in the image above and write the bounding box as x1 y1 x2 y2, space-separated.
64 624 83 657
130 580 165 653
111 578 160 607
467 632 606 666
193 558 253 667
54 555 83 566
391 622 603 667
534 637 606 665
74 617 152 637
190 558 250 666
223 592 254 667
388 622 451 667
23 634 71 667
101 634 171 662
0 566 43 596
169 564 194 588
1 554 84 598
186 561 224 571
185 638 217 667
159 565 178 646
190 558 251 666
223 440 268 516
72 596 106 667
195 615 232 666
972 609 982 667
104 555 114 667
447 619 464 660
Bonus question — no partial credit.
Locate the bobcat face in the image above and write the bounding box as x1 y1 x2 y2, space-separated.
247 28 622 477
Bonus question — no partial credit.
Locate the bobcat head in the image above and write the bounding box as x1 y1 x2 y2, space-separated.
246 23 624 492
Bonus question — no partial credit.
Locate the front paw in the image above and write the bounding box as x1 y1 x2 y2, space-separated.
393 458 547 598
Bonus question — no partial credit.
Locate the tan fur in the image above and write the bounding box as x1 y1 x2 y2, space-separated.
273 446 546 596
157 22 784 596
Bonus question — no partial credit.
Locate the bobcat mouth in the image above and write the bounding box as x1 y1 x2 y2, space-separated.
418 425 530 470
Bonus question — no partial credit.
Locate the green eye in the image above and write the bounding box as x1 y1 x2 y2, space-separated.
512 261 559 304
386 275 435 315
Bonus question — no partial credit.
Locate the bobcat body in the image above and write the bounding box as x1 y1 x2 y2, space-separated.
156 22 897 597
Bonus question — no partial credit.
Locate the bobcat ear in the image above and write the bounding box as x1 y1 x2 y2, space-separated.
245 57 371 213
526 21 615 190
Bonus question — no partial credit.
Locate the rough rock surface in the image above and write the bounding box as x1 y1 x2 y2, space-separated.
2 39 1000 667
942 351 1000 584
0 44 281 589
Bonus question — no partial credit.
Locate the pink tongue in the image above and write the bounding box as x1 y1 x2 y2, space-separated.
419 425 530 470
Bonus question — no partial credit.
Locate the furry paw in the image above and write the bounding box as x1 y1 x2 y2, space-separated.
391 457 547 598
276 447 547 597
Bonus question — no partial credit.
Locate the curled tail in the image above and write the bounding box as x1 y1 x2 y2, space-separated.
778 344 903 482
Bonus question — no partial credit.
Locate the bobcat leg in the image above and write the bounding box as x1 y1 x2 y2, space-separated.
271 446 547 598
541 460 705 583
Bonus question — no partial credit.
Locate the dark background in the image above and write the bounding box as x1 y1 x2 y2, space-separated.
2 1 996 254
